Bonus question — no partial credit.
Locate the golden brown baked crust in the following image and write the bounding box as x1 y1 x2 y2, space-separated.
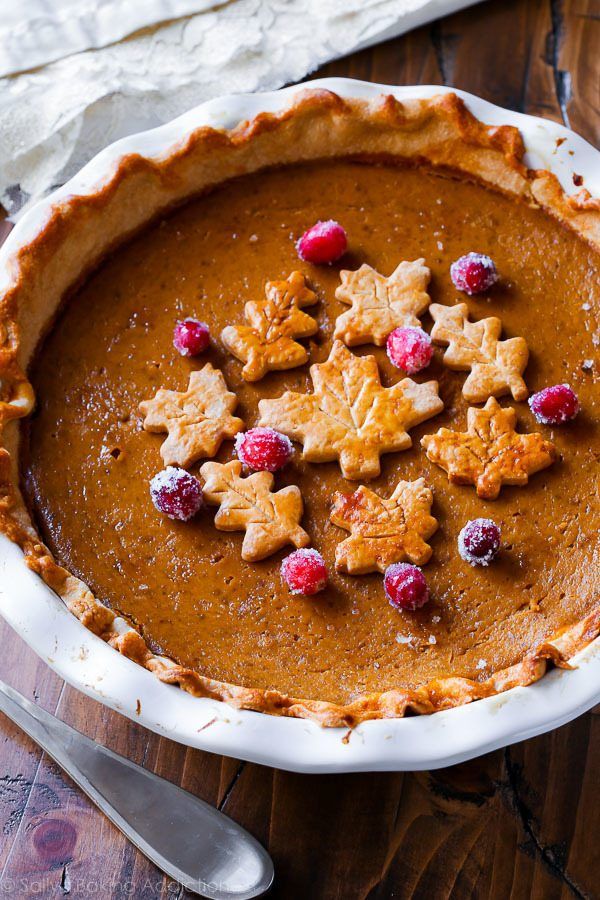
428 302 529 402
330 478 438 573
221 270 319 380
200 459 310 561
139 364 244 467
421 397 557 500
334 258 432 347
1 89 600 727
258 339 444 480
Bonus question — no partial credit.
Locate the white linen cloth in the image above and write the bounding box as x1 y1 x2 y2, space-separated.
0 0 482 215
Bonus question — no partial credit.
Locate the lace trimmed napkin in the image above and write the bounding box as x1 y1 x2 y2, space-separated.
0 0 481 215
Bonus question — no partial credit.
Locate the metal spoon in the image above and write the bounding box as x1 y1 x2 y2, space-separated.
0 680 274 899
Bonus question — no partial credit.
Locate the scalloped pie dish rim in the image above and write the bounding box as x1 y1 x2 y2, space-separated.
0 78 599 770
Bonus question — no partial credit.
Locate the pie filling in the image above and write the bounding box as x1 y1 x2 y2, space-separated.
21 159 600 707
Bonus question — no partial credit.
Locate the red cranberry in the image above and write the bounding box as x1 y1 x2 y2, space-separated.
235 428 293 472
384 563 429 611
150 467 203 521
450 253 498 295
296 220 347 265
173 318 210 356
386 326 434 374
281 549 328 596
458 518 501 567
528 383 580 425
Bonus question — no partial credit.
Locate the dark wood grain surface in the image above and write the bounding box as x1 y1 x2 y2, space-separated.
1 1 599 897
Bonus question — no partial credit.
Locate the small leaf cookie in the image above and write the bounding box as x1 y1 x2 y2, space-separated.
200 460 309 561
429 302 529 402
221 271 318 381
258 340 443 481
139 365 243 468
421 397 556 500
331 478 438 574
334 259 431 347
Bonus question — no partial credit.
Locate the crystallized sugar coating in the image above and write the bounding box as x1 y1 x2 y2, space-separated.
281 548 328 596
150 466 204 521
173 318 210 356
235 427 293 472
450 252 498 295
296 220 347 265
386 326 433 374
528 383 580 425
458 518 501 566
395 633 413 645
384 562 429 611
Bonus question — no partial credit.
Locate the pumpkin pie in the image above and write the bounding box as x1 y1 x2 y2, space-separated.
1 90 599 726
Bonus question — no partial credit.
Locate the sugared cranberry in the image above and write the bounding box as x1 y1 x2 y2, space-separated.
384 563 429 611
296 220 347 265
150 467 203 521
281 549 328 596
458 518 501 567
173 318 210 356
386 326 433 374
450 253 498 295
528 384 580 425
235 427 293 472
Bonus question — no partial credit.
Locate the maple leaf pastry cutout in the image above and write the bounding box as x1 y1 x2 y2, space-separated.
429 302 529 403
258 340 443 481
331 477 438 574
139 365 244 468
334 258 432 347
200 460 310 561
421 397 556 500
221 271 318 381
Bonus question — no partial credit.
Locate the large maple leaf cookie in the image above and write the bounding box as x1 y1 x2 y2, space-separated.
221 271 318 381
331 478 438 574
200 460 309 561
258 340 443 480
421 397 556 499
429 302 529 403
334 259 431 347
139 365 244 467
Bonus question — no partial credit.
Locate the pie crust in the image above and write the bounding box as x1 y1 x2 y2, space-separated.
1 89 599 727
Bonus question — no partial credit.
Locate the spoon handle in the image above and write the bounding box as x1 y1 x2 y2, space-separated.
0 679 273 899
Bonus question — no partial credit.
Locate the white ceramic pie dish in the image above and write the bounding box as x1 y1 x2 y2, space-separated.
1 77 599 773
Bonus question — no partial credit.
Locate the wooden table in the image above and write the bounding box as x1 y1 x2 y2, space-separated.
1 1 599 896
